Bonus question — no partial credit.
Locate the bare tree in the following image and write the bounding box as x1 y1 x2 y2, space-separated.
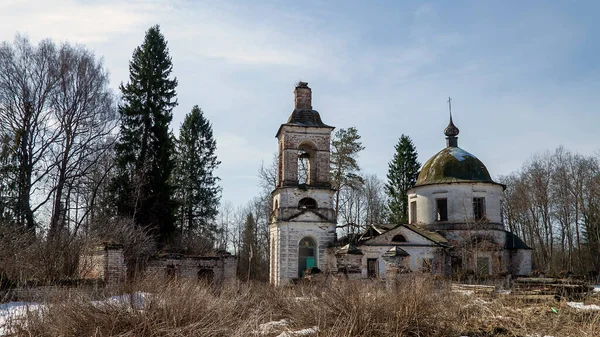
0 36 61 232
502 148 600 275
46 43 116 240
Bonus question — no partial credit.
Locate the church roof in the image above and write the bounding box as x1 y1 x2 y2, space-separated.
415 111 503 188
286 108 331 127
275 82 334 137
415 146 496 187
275 109 334 137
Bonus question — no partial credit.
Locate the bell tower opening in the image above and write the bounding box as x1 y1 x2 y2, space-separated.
297 141 317 185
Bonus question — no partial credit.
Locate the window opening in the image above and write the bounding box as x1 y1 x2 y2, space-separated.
391 234 407 243
298 197 317 209
298 237 316 278
410 201 417 224
367 258 378 278
198 268 214 283
451 256 463 274
166 264 179 279
476 256 490 276
436 198 448 221
473 197 485 220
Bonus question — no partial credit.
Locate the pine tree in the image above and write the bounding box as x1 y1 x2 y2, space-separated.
330 127 365 218
175 105 221 241
112 25 178 245
386 135 420 224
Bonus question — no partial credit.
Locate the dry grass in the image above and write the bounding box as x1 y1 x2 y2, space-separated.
7 275 600 336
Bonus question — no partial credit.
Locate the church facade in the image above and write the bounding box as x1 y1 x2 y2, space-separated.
269 83 532 286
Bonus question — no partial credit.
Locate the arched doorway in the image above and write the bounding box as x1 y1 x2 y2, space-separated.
298 237 317 278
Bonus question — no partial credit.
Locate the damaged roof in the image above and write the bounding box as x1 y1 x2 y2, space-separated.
275 109 334 137
359 224 398 241
336 243 363 255
402 224 449 245
356 223 448 247
383 246 410 257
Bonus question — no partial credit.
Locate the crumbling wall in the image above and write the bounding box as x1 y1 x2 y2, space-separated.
279 127 332 187
146 254 237 284
507 249 532 276
335 253 363 280
79 243 126 287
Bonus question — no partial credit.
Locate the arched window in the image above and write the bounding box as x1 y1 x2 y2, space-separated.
392 234 407 243
298 197 317 209
297 142 317 185
298 237 317 278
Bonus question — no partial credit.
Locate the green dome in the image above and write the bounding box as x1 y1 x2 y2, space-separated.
415 147 494 186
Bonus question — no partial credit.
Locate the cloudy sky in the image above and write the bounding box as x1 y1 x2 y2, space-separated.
1 0 598 207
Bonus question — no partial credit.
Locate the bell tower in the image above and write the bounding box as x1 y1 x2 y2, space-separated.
269 82 336 286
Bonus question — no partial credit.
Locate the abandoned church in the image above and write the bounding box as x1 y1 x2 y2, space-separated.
269 82 532 286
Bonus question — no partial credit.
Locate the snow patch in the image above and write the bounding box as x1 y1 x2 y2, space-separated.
448 147 474 161
0 292 151 335
0 302 45 336
567 302 600 311
258 319 289 335
277 326 319 337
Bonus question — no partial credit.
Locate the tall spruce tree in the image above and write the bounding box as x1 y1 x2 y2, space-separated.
112 25 178 245
386 135 420 224
175 105 221 241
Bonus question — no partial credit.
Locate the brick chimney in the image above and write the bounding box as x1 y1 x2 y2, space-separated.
294 82 312 109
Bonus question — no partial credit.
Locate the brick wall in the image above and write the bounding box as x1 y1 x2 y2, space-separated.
146 254 237 284
79 243 126 287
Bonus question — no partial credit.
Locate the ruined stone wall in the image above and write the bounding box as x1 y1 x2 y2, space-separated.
382 255 411 280
442 229 506 248
507 249 532 276
146 255 237 284
105 246 126 286
269 221 336 286
442 230 508 275
334 253 363 280
359 245 447 278
79 244 126 287
79 245 105 279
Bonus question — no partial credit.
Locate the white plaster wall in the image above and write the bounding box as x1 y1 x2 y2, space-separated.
358 245 444 278
269 221 336 286
274 188 334 210
408 182 504 225
442 229 507 247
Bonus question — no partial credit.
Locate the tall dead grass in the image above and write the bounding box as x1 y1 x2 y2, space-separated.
8 275 600 336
